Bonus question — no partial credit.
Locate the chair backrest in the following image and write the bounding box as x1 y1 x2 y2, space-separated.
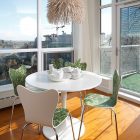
111 70 121 105
9 65 27 96
17 85 59 127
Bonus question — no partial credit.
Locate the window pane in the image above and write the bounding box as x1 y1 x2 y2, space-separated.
0 52 37 86
120 5 140 94
44 52 74 70
41 0 73 48
101 0 112 6
100 7 112 75
0 0 37 49
117 0 127 2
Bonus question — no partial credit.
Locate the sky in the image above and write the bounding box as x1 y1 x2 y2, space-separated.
0 0 71 41
101 0 112 6
101 4 112 35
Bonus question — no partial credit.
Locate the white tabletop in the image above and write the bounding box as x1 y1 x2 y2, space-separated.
25 71 102 92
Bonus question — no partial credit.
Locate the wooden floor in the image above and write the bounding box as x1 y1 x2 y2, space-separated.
1 89 140 140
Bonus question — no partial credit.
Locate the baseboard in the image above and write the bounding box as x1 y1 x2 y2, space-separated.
0 96 20 109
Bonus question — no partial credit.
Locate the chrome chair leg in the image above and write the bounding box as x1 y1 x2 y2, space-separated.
110 108 113 124
84 90 86 97
78 105 85 140
53 128 58 140
21 123 32 140
9 96 18 129
111 109 118 140
38 124 42 135
79 92 83 107
69 113 75 140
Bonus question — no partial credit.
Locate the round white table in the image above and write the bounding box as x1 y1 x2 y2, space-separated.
25 71 102 140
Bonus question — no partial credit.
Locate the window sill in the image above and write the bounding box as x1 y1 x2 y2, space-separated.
119 91 140 105
0 84 13 92
0 84 14 99
97 76 140 105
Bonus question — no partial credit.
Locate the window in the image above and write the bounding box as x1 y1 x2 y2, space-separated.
99 0 140 97
0 52 37 86
0 0 37 49
44 52 74 70
100 6 112 75
0 0 73 87
120 4 140 95
117 0 127 2
0 0 37 86
101 0 112 6
41 0 73 70
41 0 73 48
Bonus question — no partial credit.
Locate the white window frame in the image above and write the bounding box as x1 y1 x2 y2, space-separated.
100 1 115 77
98 0 140 96
0 0 74 95
99 0 139 77
117 0 140 97
38 0 74 71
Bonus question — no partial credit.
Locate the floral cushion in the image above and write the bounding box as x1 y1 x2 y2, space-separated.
84 93 116 107
84 70 120 108
53 108 68 127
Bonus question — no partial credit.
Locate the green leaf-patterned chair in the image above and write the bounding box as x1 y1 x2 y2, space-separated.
78 70 121 140
9 65 27 128
17 85 75 140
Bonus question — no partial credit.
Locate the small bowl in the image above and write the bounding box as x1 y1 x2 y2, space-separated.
48 69 64 82
63 66 74 73
71 68 82 79
48 74 64 82
71 72 82 80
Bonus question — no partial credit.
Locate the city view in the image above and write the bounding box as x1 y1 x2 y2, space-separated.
0 30 72 86
0 0 72 86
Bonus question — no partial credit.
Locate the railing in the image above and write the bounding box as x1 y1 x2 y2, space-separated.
101 45 140 75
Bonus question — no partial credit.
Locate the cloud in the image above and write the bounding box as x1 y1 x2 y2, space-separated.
0 31 16 40
17 8 36 14
19 17 37 36
15 0 36 14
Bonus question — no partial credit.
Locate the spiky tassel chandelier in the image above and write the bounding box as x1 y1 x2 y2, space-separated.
47 0 85 24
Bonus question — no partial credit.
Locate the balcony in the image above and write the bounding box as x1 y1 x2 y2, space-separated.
101 45 140 94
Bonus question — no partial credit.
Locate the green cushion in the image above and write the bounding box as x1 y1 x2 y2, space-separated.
9 65 27 96
53 108 68 127
84 93 116 107
84 70 121 108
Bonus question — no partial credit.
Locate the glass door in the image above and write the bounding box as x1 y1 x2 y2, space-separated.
118 1 140 96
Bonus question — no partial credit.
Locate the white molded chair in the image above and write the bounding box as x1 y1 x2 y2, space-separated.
17 85 75 140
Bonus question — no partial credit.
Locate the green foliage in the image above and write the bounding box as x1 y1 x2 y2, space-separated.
51 58 87 70
51 58 64 69
65 59 87 70
79 63 87 70
9 65 27 96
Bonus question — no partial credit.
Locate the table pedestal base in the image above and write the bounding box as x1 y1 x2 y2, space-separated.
43 117 85 140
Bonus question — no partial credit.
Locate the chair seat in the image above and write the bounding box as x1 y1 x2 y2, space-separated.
84 93 115 107
53 108 68 127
